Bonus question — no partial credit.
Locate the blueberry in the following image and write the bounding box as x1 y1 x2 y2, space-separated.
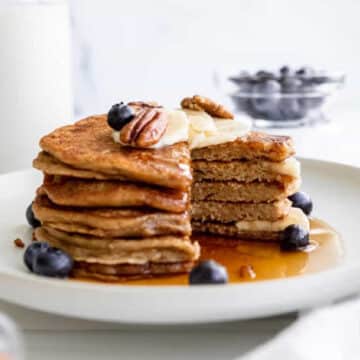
24 242 49 271
279 99 306 120
107 103 135 131
255 70 276 81
251 79 281 118
280 65 291 77
253 79 281 94
298 85 324 110
280 225 310 251
32 247 73 278
189 260 228 285
252 97 279 116
26 203 40 228
296 66 315 78
288 192 313 215
281 77 302 93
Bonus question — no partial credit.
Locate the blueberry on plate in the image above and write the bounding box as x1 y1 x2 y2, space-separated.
280 225 310 251
26 203 40 228
189 260 228 285
107 103 135 131
24 242 49 271
32 247 74 278
288 192 313 215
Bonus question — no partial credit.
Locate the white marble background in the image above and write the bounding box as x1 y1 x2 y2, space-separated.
70 0 360 116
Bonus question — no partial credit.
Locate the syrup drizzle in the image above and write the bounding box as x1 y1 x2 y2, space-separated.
77 218 343 286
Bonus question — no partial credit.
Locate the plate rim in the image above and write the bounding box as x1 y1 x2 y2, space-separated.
0 157 359 323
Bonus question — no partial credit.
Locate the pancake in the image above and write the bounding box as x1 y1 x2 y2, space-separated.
33 195 191 237
39 115 191 190
192 208 309 241
192 178 300 203
192 157 300 183
191 199 291 223
33 152 129 181
35 226 200 265
191 132 294 162
72 261 194 281
39 175 189 213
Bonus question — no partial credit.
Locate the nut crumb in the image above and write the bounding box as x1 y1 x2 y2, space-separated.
14 238 25 249
239 265 256 280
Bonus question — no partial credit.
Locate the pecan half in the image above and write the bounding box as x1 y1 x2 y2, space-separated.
181 95 234 119
120 108 168 148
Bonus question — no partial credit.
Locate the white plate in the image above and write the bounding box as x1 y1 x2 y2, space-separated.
0 158 359 324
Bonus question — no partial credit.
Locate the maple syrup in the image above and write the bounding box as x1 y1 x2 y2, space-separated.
75 218 343 286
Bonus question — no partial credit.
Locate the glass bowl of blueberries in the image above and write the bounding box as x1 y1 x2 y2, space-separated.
227 66 345 128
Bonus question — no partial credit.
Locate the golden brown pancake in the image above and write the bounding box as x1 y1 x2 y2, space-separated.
73 261 194 281
35 226 200 265
39 115 192 190
39 175 189 213
33 195 191 237
33 152 129 181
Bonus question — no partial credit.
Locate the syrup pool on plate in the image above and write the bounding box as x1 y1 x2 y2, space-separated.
75 218 343 286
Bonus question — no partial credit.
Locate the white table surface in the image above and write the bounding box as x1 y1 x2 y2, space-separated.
1 112 359 360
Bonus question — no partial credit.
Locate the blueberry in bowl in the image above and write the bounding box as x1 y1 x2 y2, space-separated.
227 66 345 128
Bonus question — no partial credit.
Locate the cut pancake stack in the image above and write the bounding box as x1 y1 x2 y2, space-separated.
191 132 309 241
32 114 200 281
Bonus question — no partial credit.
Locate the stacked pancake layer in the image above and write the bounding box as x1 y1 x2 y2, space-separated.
33 115 200 280
191 132 309 240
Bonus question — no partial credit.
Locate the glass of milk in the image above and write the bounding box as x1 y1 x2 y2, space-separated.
0 0 73 173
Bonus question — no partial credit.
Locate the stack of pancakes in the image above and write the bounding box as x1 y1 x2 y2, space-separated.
32 115 200 280
191 132 309 240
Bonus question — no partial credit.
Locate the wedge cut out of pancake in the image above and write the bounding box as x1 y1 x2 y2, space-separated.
39 115 192 190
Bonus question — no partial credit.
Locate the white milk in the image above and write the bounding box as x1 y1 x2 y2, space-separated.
0 0 72 173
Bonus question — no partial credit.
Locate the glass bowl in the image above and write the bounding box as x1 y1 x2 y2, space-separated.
222 68 345 128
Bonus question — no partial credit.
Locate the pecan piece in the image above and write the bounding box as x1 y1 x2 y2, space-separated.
181 95 234 119
120 108 168 148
